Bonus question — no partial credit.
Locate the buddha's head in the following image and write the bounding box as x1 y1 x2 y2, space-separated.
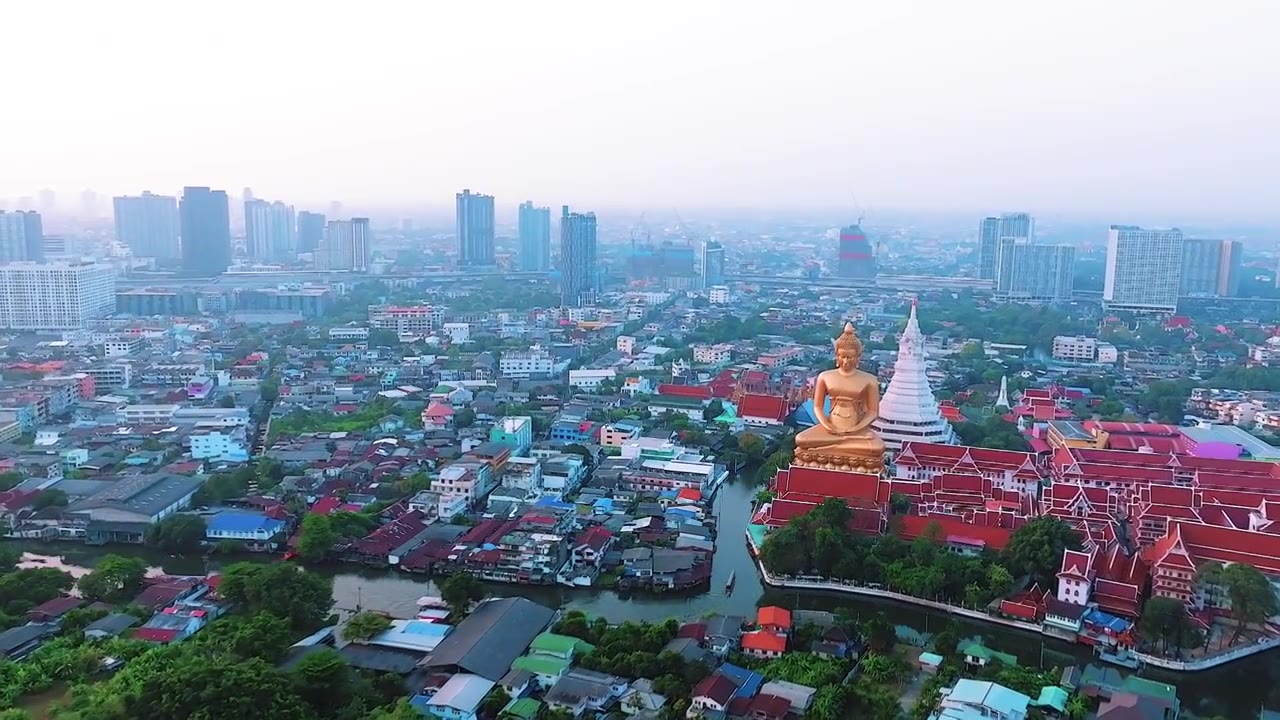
833 322 863 372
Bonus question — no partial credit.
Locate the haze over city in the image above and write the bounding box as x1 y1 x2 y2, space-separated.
4 1 1279 220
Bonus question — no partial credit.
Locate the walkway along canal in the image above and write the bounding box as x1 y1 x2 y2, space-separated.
9 474 1280 717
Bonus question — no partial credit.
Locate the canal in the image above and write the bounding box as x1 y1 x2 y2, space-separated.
9 474 1277 718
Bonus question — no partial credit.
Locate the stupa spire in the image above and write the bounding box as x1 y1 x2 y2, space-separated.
996 375 1011 409
872 301 957 456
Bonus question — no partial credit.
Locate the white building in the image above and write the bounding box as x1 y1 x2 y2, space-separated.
103 336 144 357
616 335 636 354
116 404 180 424
368 305 443 334
872 302 956 456
1051 335 1098 362
319 218 371 271
1104 225 1184 312
994 240 1074 302
189 427 250 463
500 346 563 379
442 322 470 343
692 343 733 365
568 367 617 390
708 285 730 305
328 326 370 341
244 199 296 261
934 680 1029 720
0 262 116 330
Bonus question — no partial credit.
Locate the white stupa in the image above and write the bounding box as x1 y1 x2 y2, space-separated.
872 299 957 456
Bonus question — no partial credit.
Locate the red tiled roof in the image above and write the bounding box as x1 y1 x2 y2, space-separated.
774 466 880 503
1000 599 1041 621
757 605 791 630
1059 550 1093 580
133 627 180 643
747 694 791 720
310 496 343 515
741 630 788 654
656 383 713 400
693 673 737 705
1106 435 1185 454
1142 524 1196 570
1173 520 1280 576
738 393 790 422
896 513 1014 551
678 621 708 640
576 526 613 551
353 510 426 556
1087 421 1182 436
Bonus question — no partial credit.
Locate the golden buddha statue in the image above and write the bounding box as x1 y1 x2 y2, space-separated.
793 322 886 474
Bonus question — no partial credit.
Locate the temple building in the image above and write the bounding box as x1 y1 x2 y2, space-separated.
872 301 956 456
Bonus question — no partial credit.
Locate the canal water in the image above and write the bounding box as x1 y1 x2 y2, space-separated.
8 475 1275 717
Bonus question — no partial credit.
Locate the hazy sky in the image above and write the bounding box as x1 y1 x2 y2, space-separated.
5 1 1278 218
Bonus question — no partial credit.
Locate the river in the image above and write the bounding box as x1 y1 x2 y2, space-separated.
9 475 1277 717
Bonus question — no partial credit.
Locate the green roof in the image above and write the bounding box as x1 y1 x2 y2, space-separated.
1121 676 1178 704
529 631 594 657
961 641 1018 666
503 698 542 720
1033 686 1069 712
510 654 570 677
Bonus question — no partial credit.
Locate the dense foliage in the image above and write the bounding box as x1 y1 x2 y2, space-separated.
759 499 1020 606
144 514 209 554
218 563 334 632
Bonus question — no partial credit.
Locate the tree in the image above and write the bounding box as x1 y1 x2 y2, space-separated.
703 399 725 422
862 613 896 653
131 654 309 720
259 379 280 404
0 472 23 492
341 611 392 642
295 514 338 563
440 573 486 616
218 562 334 632
1221 562 1280 643
481 687 511 717
218 394 237 408
932 623 960 658
202 612 294 663
290 647 355 714
32 489 68 510
1139 597 1197 654
738 432 766 460
144 514 208 554
1002 517 1081 588
454 407 476 428
77 554 147 603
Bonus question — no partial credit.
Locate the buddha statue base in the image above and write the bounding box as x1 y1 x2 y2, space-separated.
793 447 885 475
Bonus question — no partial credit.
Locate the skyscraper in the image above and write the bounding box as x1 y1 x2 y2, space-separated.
0 210 44 263
994 239 1075 302
836 224 876 279
518 201 551 271
244 199 297 262
296 211 326 254
179 187 232 276
978 212 1034 280
1180 237 1242 298
456 189 495 267
319 218 371 271
1104 225 1184 312
114 192 180 260
700 241 726 289
559 205 597 307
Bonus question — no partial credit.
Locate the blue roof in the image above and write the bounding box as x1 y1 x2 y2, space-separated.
403 620 451 637
717 662 764 698
535 498 574 511
207 511 286 535
1083 608 1133 633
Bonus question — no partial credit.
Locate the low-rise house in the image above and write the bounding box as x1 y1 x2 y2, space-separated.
758 680 817 716
83 613 140 640
704 614 745 656
0 623 55 660
545 669 629 716
690 673 736 716
934 679 1030 720
621 678 667 715
410 673 495 720
26 596 84 624
740 630 787 659
756 606 791 635
205 510 287 551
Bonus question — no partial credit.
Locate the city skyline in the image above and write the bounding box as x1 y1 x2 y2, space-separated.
2 2 1277 219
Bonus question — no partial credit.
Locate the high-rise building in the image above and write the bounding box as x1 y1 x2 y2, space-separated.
994 239 1075 302
0 210 44 263
0 261 116 330
456 189 495 267
1180 237 1242 298
319 218 371 271
113 192 180 260
700 241 726 289
179 187 232 276
872 301 956 456
978 213 1034 280
244 199 297 262
518 201 551 271
836 224 876 279
1104 225 1184 312
559 205 597 307
296 211 326 254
